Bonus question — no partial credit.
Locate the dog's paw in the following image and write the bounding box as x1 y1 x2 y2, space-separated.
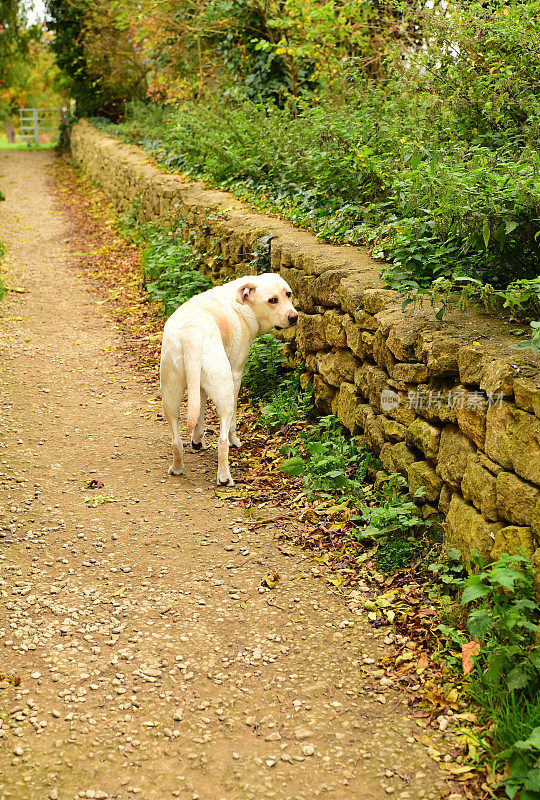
191 436 207 451
168 464 184 476
229 434 242 449
217 475 234 487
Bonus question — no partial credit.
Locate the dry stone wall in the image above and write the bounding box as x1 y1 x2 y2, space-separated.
71 120 540 582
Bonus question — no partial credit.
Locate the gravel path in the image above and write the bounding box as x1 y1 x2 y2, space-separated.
0 151 451 800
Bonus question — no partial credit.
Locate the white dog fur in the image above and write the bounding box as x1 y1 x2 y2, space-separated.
160 273 298 486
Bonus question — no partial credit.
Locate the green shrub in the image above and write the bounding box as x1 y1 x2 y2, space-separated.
431 550 540 799
103 82 540 300
140 225 211 316
242 333 287 399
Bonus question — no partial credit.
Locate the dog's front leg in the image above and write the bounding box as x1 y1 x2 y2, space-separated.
228 371 242 449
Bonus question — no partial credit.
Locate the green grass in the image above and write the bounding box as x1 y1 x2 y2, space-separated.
0 134 56 151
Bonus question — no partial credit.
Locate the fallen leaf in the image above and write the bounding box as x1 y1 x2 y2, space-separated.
261 572 280 589
461 640 481 675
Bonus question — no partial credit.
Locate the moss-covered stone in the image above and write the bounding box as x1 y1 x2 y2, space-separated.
456 402 487 449
461 454 498 522
407 461 443 503
485 402 540 485
390 362 428 383
337 382 361 434
389 442 421 478
445 494 503 563
405 418 441 461
379 416 407 442
316 350 359 387
457 345 485 385
496 471 540 528
323 309 348 348
513 376 540 419
436 424 477 490
313 375 335 414
491 525 535 560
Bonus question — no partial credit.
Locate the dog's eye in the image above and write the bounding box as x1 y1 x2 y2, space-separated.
286 291 292 298
268 297 278 304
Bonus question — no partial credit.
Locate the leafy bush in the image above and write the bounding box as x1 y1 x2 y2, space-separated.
103 82 540 300
432 550 540 799
279 415 430 564
140 224 211 316
242 333 287 400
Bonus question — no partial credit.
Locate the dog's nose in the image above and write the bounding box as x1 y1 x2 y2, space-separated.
287 312 298 325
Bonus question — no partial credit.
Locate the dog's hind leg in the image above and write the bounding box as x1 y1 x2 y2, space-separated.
228 371 242 449
162 384 184 476
191 389 208 450
206 376 235 487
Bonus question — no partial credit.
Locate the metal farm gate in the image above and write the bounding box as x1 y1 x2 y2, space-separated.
18 108 60 144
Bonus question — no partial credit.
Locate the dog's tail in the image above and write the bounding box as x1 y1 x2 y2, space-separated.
184 340 202 436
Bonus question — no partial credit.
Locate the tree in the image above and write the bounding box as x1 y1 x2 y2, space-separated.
46 0 147 119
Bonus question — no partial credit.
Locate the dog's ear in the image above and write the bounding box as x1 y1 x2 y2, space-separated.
236 281 256 304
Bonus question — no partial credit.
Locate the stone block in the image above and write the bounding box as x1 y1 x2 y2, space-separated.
363 288 400 314
312 269 356 307
491 525 535 561
481 358 518 398
389 442 421 478
323 310 348 348
405 418 441 461
316 350 359 387
496 471 540 527
456 400 487 449
354 364 390 413
313 375 335 414
461 454 498 521
380 442 395 472
438 484 453 516
338 274 372 318
436 424 477 490
390 362 428 383
386 318 427 361
514 376 540 419
361 331 375 358
533 499 540 544
337 383 361 434
485 402 540 485
407 461 443 503
423 338 459 378
445 494 503 563
372 330 396 372
343 317 366 358
411 384 457 424
296 313 326 353
356 405 385 455
379 416 407 442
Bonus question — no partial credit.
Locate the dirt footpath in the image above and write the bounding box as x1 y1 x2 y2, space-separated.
0 150 451 800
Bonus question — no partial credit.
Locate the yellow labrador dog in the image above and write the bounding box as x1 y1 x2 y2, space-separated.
160 273 298 486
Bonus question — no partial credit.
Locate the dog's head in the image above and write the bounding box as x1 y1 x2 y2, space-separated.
236 273 298 334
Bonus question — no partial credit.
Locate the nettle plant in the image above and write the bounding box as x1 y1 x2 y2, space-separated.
432 549 540 800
